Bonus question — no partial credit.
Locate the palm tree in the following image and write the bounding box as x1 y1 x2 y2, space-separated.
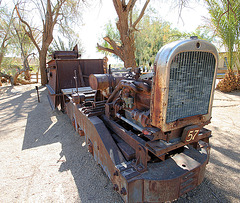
205 0 240 91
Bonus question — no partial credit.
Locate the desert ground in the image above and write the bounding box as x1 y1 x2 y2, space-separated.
0 84 239 202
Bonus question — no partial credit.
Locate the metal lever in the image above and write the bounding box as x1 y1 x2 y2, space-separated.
73 70 78 93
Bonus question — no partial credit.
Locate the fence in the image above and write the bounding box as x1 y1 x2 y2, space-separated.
30 73 41 83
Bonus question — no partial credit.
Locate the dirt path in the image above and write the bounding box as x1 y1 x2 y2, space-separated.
0 84 239 202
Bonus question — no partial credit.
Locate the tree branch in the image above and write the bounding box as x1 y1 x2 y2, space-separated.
40 0 46 15
97 43 116 54
53 1 64 27
23 52 36 70
132 0 150 29
113 0 122 17
103 36 125 59
126 0 136 12
47 0 52 17
1 7 15 49
103 36 121 50
15 5 41 53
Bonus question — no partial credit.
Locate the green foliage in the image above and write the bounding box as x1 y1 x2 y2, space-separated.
10 20 36 58
205 0 240 71
98 8 189 69
59 0 83 30
0 7 12 38
0 4 37 76
206 0 240 91
135 11 184 68
48 34 84 55
0 5 15 59
1 57 20 75
188 26 215 42
97 20 120 57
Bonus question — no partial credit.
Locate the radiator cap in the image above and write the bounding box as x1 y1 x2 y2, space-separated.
190 36 198 40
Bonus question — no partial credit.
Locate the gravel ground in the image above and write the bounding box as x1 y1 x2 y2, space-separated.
0 84 239 203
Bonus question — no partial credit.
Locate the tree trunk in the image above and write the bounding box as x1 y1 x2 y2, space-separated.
39 51 48 85
122 38 137 69
24 70 31 81
116 9 137 69
13 72 21 85
0 51 3 86
0 72 14 85
121 31 137 69
0 51 4 67
98 0 150 77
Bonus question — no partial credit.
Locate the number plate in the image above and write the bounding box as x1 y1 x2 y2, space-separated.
181 125 200 143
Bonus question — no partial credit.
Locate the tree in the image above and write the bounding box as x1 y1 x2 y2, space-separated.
97 0 150 77
188 26 215 42
206 0 239 71
97 21 120 58
98 8 185 70
134 9 185 69
0 3 39 86
48 34 84 55
11 20 37 84
15 0 83 85
0 6 15 85
205 0 240 91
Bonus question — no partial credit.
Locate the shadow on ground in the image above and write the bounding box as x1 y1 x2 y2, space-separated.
18 87 238 202
21 87 121 202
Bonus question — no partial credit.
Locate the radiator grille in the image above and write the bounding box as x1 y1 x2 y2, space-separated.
166 51 216 123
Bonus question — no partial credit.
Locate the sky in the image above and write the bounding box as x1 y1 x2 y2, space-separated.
78 0 210 63
1 0 210 63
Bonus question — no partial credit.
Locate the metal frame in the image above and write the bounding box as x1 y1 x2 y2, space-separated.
150 39 218 132
63 95 211 202
46 38 218 202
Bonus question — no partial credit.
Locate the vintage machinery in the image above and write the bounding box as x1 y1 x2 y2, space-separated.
46 47 105 109
48 37 218 202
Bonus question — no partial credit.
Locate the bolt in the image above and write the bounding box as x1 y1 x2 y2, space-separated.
113 184 119 191
120 187 127 195
78 129 84 136
113 171 119 176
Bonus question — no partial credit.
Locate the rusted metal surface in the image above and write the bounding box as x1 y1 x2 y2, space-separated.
181 125 201 144
46 55 104 109
125 145 209 202
64 101 210 202
150 39 218 132
47 38 218 202
89 74 123 91
89 74 124 98
50 45 79 59
51 50 79 59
